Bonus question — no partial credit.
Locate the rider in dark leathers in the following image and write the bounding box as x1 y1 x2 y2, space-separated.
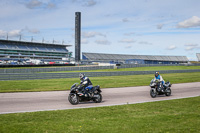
79 73 93 97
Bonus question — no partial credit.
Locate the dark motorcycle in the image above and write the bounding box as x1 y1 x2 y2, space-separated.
149 79 172 98
68 83 102 105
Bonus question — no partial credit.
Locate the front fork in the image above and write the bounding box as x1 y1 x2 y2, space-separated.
153 88 157 93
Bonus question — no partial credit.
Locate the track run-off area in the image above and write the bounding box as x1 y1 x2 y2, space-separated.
0 82 200 114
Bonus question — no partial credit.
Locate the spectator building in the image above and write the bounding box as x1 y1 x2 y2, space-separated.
82 52 189 64
0 39 72 62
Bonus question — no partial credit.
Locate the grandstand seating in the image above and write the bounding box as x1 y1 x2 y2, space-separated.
0 39 71 61
0 43 68 53
82 52 189 64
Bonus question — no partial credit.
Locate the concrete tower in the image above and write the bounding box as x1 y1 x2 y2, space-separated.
75 12 81 62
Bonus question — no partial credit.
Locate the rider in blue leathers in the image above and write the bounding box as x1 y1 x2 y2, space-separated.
154 72 165 91
79 73 93 97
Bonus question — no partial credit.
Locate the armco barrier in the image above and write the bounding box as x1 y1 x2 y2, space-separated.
0 65 114 73
0 64 200 73
0 69 200 80
119 63 200 68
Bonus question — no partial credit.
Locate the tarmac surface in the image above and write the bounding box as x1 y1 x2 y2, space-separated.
0 82 200 114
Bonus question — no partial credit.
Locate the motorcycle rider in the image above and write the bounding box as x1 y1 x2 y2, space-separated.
154 72 165 92
79 73 93 97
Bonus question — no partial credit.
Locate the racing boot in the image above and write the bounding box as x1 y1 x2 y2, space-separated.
83 90 89 97
89 90 94 98
161 86 165 92
87 92 91 98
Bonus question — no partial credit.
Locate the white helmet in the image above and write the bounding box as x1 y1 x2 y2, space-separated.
155 72 159 77
79 73 85 80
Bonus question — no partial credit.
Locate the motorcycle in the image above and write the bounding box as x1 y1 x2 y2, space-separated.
149 79 172 98
68 83 102 105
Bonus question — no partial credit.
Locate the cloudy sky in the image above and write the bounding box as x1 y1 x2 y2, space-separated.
0 0 200 60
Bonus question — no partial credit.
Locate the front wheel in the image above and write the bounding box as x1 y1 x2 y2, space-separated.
165 88 171 96
68 94 79 105
150 88 157 98
93 93 102 103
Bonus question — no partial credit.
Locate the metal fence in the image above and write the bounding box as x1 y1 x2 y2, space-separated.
119 63 200 68
0 64 200 73
0 66 113 73
1 69 200 80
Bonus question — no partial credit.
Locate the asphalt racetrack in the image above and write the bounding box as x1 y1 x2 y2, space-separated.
0 82 200 114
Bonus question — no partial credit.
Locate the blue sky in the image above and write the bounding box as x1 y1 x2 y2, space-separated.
0 0 200 60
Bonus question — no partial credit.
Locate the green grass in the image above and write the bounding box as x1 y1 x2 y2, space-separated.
43 66 200 73
0 72 200 92
0 96 199 133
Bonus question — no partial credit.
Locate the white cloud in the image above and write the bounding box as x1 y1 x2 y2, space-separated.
184 43 200 51
157 24 164 29
82 31 106 38
138 41 152 45
0 27 40 39
81 39 89 44
124 32 135 36
95 39 111 45
119 39 136 43
0 30 7 37
28 28 40 34
84 0 97 7
26 0 42 9
72 0 97 7
125 44 132 49
25 0 56 9
0 29 23 38
23 27 40 34
8 30 22 37
185 44 198 46
47 2 56 9
167 45 177 50
122 18 130 22
177 16 200 28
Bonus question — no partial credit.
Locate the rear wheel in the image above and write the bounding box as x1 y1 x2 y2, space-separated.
150 88 157 98
68 94 79 105
93 93 102 103
165 88 171 96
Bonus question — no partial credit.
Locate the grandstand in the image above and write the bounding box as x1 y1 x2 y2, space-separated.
82 52 189 64
0 39 72 62
197 53 200 62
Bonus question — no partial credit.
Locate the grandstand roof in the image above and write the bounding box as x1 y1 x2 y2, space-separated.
0 39 72 60
0 39 72 47
0 39 71 53
82 52 189 62
197 53 200 61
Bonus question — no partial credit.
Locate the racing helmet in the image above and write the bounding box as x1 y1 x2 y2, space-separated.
155 72 159 77
79 73 85 80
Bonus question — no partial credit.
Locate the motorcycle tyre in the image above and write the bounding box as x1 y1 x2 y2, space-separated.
93 93 102 103
165 88 171 96
150 88 157 98
68 94 79 105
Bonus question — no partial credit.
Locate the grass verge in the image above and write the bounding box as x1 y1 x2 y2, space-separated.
0 96 199 133
42 66 200 73
0 72 200 92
